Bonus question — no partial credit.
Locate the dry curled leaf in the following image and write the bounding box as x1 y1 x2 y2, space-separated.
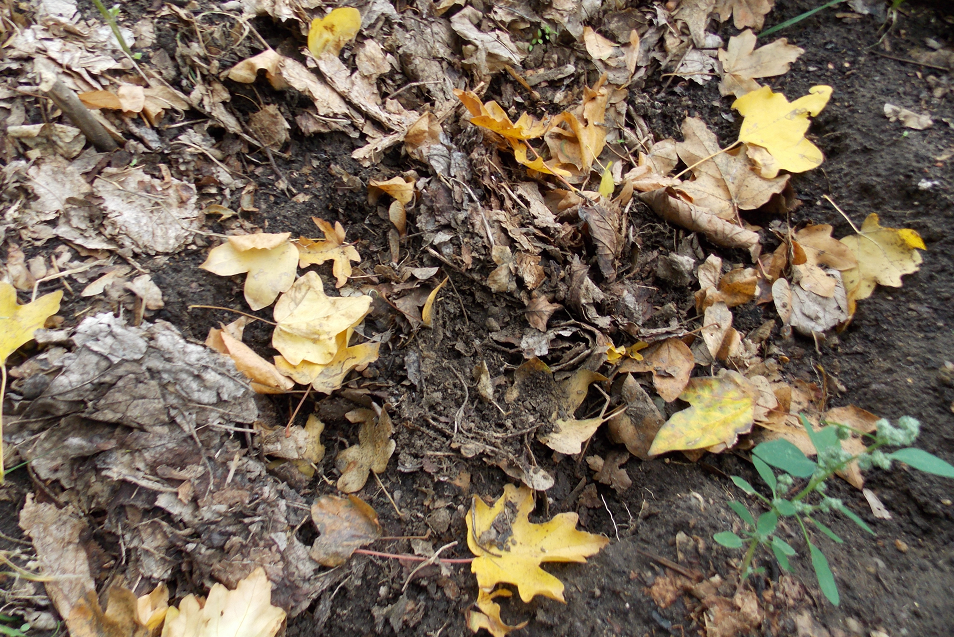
733 85 832 179
714 0 776 30
525 294 561 332
466 484 609 603
296 218 361 288
200 233 298 311
641 188 760 254
466 590 527 637
620 337 695 403
207 321 295 394
309 494 382 567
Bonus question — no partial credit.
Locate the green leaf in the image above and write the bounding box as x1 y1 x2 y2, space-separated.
754 439 817 478
728 500 755 527
772 536 796 556
839 506 875 535
808 517 844 544
757 511 778 537
771 540 793 572
774 499 798 517
714 531 744 549
731 476 757 495
889 448 954 478
809 542 840 605
753 456 777 493
800 414 839 454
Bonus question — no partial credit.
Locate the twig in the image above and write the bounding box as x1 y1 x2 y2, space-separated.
402 541 459 591
353 548 473 564
822 195 861 234
285 385 312 436
672 140 742 181
601 494 620 542
442 363 469 436
44 80 119 152
31 259 108 302
188 305 277 325
373 471 405 519
636 548 703 581
871 51 950 72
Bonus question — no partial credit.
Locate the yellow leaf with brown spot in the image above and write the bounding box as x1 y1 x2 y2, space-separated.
466 485 609 603
200 233 298 311
297 218 361 288
308 7 361 58
732 85 832 178
838 213 925 305
649 372 755 455
466 589 527 637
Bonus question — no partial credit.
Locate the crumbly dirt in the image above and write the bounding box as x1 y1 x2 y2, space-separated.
1 0 953 636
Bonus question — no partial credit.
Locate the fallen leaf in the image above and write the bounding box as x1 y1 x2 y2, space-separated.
702 301 733 359
19 496 94 621
733 85 833 178
309 494 382 566
0 283 62 365
336 407 395 493
607 374 666 460
160 567 285 637
675 117 789 220
368 176 416 205
308 7 362 58
839 213 925 306
488 246 517 294
580 201 623 282
525 294 561 331
466 484 609 602
259 414 326 466
69 588 150 637
297 218 362 288
640 189 760 254
200 233 299 311
587 449 632 492
207 322 295 394
272 271 372 366
466 589 527 637
714 0 775 30
137 584 169 635
620 337 695 402
450 7 526 76
125 274 164 311
539 417 605 455
275 329 379 394
649 371 756 455
583 26 619 61
794 224 858 271
884 103 933 130
772 273 849 336
454 89 548 142
422 277 448 327
718 30 804 98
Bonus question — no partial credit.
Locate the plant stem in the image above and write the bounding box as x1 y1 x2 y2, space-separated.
759 0 847 39
90 0 134 57
0 364 5 483
738 538 759 579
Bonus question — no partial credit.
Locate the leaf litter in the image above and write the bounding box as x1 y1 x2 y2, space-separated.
0 0 939 634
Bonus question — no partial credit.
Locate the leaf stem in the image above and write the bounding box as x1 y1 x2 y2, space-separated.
90 0 134 57
0 364 5 482
352 548 474 564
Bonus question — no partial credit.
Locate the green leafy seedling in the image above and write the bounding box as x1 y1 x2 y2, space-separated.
715 414 954 605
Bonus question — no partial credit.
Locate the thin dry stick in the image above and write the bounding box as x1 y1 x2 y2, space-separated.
188 305 277 325
353 548 473 564
0 365 6 482
822 195 861 234
44 80 119 152
672 140 742 181
373 471 404 519
601 494 620 542
284 384 312 436
403 541 459 591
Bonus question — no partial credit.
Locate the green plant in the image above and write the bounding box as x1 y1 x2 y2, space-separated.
759 0 846 39
528 25 555 52
715 414 954 605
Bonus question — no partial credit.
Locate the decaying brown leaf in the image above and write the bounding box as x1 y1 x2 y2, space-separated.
587 449 632 492
620 337 695 402
310 494 382 566
68 588 150 637
337 407 396 493
525 294 562 332
715 0 776 30
607 374 665 460
718 30 804 98
640 188 760 255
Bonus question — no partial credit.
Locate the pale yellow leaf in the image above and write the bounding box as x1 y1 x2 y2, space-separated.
274 328 379 394
718 30 804 98
466 485 609 603
199 234 298 311
308 7 361 58
0 283 62 363
839 213 925 305
297 218 361 288
422 277 448 327
466 589 527 637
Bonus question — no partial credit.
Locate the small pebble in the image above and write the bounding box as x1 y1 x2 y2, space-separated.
895 539 909 553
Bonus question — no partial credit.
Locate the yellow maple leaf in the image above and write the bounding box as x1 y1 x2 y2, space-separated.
454 90 548 142
274 328 379 394
466 589 528 637
308 7 361 58
732 85 832 178
466 484 609 603
839 213 925 306
297 218 361 288
272 272 371 366
648 372 756 456
0 283 61 480
336 407 395 493
160 568 285 637
200 233 298 311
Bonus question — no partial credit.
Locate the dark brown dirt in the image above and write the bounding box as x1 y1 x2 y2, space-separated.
2 0 953 636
